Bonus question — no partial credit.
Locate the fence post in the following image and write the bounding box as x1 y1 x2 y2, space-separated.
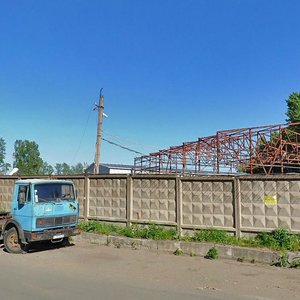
84 175 90 221
126 175 133 227
176 177 183 238
234 177 242 238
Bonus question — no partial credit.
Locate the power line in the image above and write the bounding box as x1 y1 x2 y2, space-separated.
102 137 144 155
102 130 159 150
71 103 94 164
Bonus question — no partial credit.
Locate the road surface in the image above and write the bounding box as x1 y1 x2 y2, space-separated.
0 240 299 300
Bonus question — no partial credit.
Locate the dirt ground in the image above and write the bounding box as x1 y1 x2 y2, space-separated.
0 240 299 300
74 241 300 299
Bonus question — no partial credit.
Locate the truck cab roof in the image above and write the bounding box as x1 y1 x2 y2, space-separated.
15 179 73 185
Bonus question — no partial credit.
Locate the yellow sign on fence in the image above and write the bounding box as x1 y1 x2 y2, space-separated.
264 195 277 205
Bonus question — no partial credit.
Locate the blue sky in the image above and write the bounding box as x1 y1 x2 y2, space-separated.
1 0 300 168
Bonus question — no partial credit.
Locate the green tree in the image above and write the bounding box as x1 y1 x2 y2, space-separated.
0 137 11 174
40 161 54 175
54 162 87 175
55 163 72 175
0 138 5 166
286 92 300 133
286 92 300 123
247 92 300 174
54 163 63 175
13 140 44 175
62 163 72 174
71 162 87 174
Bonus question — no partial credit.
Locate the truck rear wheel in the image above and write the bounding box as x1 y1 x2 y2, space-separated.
4 227 25 254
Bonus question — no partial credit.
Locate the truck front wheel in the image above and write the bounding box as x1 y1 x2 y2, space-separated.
4 227 26 254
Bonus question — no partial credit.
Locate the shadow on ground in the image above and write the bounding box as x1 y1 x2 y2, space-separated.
0 239 75 254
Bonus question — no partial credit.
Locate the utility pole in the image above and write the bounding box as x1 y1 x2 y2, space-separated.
94 88 104 174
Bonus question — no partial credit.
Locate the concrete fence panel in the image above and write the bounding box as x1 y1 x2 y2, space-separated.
132 178 176 224
88 177 127 221
1 174 300 235
181 179 235 230
240 178 300 233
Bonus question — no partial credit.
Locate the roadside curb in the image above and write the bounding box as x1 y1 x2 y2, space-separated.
73 232 297 265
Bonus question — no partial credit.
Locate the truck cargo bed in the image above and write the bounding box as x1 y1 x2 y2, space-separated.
0 212 11 228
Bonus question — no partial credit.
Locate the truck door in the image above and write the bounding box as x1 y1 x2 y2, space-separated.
12 184 33 231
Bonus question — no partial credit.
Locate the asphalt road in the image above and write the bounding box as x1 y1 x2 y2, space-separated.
0 240 299 300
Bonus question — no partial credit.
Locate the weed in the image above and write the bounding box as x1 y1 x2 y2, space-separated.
190 251 196 257
174 248 183 256
256 228 300 251
144 224 178 240
237 256 245 262
193 229 229 244
131 241 138 250
273 228 291 248
273 252 289 268
290 258 300 268
79 221 300 254
120 226 136 238
79 221 178 241
79 220 117 235
181 233 193 242
255 232 277 248
205 246 218 260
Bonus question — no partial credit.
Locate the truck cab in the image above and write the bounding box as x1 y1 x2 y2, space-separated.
1 179 80 253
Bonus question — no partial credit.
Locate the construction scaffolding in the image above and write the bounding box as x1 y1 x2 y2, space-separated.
134 122 300 175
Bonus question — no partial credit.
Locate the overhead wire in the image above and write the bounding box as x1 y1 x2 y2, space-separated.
102 130 159 151
102 137 144 155
71 103 94 164
72 101 160 162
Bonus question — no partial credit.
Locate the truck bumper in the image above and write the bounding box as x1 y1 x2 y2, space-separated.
24 227 81 243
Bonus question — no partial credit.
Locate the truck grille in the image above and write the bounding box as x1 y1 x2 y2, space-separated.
36 215 76 228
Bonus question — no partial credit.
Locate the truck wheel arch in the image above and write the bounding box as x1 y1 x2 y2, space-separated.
3 220 26 244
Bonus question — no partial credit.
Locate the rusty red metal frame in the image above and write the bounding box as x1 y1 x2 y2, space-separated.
134 123 300 175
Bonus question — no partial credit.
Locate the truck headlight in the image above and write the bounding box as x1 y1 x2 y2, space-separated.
37 218 45 227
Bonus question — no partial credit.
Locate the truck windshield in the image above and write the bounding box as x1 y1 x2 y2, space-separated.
34 183 75 202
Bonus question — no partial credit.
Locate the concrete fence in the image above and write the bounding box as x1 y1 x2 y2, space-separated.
1 174 300 237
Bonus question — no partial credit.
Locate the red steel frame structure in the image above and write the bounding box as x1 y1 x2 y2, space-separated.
134 123 300 175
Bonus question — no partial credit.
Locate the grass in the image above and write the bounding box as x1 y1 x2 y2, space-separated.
79 220 300 252
79 221 178 240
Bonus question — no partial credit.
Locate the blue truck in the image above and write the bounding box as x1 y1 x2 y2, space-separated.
0 179 80 253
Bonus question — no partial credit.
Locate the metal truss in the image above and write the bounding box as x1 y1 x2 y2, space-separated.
134 123 300 175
